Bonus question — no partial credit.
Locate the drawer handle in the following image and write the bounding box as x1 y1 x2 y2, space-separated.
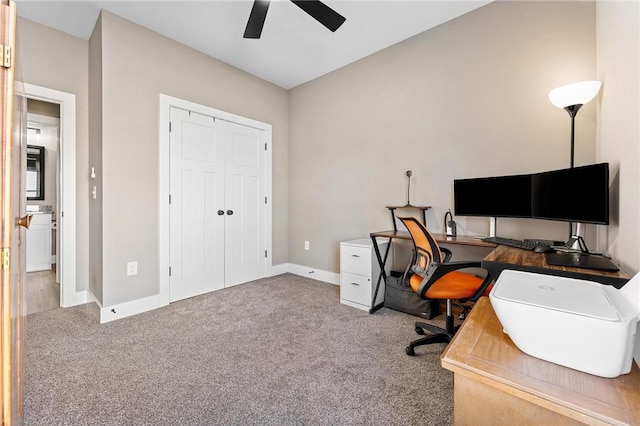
351 254 360 258
350 282 360 286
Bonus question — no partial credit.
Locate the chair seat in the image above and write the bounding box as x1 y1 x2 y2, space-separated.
410 271 491 300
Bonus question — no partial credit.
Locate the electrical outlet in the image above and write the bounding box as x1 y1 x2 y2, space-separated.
304 240 310 251
127 261 138 276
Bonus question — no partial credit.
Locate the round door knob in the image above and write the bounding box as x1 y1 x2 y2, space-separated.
227 210 234 216
17 214 33 229
217 210 224 216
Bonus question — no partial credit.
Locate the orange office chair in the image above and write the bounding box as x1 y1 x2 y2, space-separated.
397 216 493 356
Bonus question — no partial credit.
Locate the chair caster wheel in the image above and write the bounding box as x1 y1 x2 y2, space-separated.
406 346 415 356
415 327 425 335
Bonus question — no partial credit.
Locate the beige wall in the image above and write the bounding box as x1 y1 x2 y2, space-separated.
98 11 288 306
16 17 91 293
88 13 104 303
288 1 597 273
596 1 640 275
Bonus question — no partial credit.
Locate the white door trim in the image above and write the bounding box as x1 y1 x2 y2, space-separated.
21 83 82 307
158 94 273 307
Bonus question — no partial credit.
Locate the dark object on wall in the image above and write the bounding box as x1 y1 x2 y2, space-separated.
384 275 439 319
26 144 45 201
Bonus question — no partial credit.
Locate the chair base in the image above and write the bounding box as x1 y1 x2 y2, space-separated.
405 321 460 356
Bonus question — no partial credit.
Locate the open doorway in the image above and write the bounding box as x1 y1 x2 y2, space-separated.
22 83 81 310
24 100 60 314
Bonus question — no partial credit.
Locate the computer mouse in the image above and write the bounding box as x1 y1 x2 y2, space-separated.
534 245 555 253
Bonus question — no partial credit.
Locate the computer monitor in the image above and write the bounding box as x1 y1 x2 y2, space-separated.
453 174 532 218
531 163 609 225
453 162 609 225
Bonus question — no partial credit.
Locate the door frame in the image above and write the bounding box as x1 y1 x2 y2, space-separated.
21 83 80 307
158 94 273 306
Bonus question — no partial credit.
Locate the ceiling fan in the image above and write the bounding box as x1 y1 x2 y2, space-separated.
243 0 346 39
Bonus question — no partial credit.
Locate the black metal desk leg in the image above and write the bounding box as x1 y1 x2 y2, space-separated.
369 235 391 314
389 208 397 231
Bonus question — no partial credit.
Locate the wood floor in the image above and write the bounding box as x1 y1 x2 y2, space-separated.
25 267 59 316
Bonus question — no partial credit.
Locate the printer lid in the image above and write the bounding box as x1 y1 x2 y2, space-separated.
492 270 620 321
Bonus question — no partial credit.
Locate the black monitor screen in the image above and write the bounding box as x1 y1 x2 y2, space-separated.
454 174 532 218
532 163 609 224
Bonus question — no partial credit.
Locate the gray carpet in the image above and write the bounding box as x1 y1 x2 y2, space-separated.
24 273 453 425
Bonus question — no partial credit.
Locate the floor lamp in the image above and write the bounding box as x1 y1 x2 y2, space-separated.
548 80 602 249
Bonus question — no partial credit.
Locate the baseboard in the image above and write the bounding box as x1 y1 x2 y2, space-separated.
61 289 91 308
86 264 334 323
269 263 288 277
287 263 339 285
99 294 161 324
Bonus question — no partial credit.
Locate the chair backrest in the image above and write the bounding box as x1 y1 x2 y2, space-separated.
397 216 443 263
398 215 494 303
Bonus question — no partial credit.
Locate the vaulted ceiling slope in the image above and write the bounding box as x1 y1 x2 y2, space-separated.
16 0 492 89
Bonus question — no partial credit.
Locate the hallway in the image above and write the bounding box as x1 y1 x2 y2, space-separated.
25 268 58 315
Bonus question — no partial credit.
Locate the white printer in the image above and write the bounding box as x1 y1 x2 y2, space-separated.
490 269 640 378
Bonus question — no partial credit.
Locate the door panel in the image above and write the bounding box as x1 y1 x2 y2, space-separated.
1 2 22 422
222 121 266 287
169 109 267 299
169 108 224 302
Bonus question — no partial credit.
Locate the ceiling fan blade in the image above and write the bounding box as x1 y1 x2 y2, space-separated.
243 0 271 39
291 0 346 32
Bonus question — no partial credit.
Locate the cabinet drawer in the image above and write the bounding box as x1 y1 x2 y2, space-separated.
340 246 371 276
340 272 371 306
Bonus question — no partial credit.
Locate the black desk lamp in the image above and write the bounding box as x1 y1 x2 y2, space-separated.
405 170 413 207
548 80 602 247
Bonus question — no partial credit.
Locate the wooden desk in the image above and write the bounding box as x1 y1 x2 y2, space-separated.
371 230 498 248
441 297 640 425
385 206 431 231
482 245 631 288
369 230 496 313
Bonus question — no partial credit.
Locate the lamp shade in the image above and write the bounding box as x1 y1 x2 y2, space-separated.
548 80 602 109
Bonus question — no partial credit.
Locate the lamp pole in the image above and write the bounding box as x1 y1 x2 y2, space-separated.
564 103 583 240
405 170 412 206
564 104 583 169
549 81 601 249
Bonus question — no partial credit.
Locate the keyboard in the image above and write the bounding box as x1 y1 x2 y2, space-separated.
481 236 541 251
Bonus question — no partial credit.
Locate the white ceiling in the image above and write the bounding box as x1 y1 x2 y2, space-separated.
16 0 492 89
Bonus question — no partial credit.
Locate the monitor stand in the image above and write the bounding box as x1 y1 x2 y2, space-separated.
545 234 619 272
565 235 590 254
544 251 620 272
489 217 497 238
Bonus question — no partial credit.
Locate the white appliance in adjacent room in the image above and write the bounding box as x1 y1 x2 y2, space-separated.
26 207 52 273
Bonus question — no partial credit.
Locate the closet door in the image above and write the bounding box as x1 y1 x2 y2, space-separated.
169 108 225 302
220 120 266 287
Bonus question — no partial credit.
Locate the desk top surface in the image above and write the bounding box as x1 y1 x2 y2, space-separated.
483 245 631 286
370 230 497 248
441 297 640 425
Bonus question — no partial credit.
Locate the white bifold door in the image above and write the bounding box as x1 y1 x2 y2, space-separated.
169 107 266 302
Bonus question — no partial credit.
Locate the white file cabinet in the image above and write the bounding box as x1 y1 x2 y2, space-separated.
340 238 391 311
